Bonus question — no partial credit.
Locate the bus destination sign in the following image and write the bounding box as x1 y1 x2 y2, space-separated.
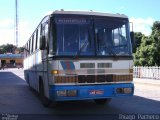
56 18 88 24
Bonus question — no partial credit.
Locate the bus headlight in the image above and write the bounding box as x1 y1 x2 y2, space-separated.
51 70 59 74
123 88 132 94
116 87 132 94
116 88 124 94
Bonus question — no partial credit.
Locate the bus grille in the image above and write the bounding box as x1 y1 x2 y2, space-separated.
78 75 133 83
55 75 133 84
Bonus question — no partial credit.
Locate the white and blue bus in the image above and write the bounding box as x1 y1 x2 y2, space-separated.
24 10 134 107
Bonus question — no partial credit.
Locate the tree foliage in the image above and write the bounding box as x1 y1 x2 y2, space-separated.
0 44 24 54
133 32 144 53
134 21 160 66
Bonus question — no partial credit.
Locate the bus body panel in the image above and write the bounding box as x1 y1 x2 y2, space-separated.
49 83 134 101
24 50 51 98
47 59 134 101
0 60 1 69
48 59 133 85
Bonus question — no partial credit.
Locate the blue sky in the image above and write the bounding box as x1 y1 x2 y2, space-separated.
0 0 160 46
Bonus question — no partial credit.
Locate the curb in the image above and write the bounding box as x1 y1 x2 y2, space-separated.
133 78 160 87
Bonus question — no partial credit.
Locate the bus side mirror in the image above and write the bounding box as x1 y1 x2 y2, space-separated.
130 32 135 46
40 35 46 50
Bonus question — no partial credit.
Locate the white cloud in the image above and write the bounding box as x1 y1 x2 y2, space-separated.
0 19 30 47
0 19 14 28
129 17 155 36
18 21 31 46
0 19 14 45
0 29 14 45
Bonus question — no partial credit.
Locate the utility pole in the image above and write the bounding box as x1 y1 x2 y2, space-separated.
15 0 18 47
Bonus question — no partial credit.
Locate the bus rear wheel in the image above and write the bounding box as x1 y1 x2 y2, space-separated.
39 82 51 107
26 74 32 90
94 98 112 105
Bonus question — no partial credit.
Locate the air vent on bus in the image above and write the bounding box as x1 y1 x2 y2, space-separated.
98 63 112 68
80 63 95 68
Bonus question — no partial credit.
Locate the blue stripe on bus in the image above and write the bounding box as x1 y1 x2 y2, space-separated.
49 83 134 101
60 61 75 70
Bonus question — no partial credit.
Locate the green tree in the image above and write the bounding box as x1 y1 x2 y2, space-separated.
134 21 160 66
151 21 160 66
0 44 16 53
133 32 144 53
18 47 24 53
0 44 24 54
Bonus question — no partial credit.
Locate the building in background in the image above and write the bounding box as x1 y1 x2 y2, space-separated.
0 53 24 69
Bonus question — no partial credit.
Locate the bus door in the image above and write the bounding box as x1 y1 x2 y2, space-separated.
41 21 50 97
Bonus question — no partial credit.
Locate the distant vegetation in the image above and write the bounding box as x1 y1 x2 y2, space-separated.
0 44 24 54
133 21 160 66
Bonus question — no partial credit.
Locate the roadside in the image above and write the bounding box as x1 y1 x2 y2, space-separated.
0 68 24 79
134 78 160 101
134 78 160 86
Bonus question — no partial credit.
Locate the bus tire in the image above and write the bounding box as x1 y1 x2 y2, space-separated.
26 74 29 84
26 74 32 90
39 82 51 107
94 98 112 105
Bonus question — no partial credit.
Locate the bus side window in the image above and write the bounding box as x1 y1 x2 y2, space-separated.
30 39 33 54
37 26 41 49
24 45 27 58
26 43 29 57
25 43 27 57
41 23 48 51
35 29 38 50
31 36 34 54
27 42 30 55
44 23 49 49
49 21 54 55
32 35 34 52
29 40 31 55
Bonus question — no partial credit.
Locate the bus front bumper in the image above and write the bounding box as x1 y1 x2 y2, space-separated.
49 83 134 101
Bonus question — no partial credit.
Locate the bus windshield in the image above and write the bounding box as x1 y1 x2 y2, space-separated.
55 18 95 56
54 16 132 57
95 18 132 56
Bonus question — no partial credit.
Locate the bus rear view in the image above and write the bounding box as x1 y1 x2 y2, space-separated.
24 10 134 107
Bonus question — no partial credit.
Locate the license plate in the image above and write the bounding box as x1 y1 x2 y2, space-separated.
89 90 104 95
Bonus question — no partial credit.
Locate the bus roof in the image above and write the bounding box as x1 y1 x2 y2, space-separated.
51 10 128 19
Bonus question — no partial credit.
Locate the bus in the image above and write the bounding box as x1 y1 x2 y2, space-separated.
0 60 1 69
24 10 134 107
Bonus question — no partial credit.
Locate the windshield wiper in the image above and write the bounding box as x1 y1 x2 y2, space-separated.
73 39 89 59
73 29 91 59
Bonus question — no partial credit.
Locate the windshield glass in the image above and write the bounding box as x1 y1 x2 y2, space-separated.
55 18 95 56
95 18 132 56
54 16 132 57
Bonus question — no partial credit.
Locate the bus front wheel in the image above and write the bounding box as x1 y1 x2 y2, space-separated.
94 98 112 105
39 82 51 107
